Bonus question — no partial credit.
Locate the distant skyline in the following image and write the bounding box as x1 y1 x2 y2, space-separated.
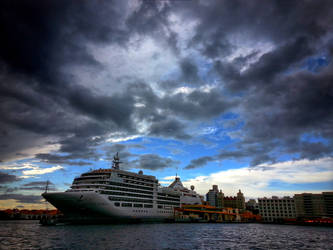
1 0 333 209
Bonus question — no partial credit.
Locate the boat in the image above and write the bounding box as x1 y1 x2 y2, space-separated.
42 153 203 223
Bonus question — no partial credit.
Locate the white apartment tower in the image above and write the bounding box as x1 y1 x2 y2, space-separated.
258 196 296 222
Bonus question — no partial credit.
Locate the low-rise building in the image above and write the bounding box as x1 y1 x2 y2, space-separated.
218 189 246 211
174 204 241 222
258 196 296 222
246 199 259 214
206 186 246 211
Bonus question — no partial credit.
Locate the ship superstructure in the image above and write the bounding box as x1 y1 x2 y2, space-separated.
42 153 202 222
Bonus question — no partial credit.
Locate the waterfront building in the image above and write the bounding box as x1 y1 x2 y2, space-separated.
217 190 224 208
217 189 246 211
246 199 259 214
294 192 333 218
206 185 245 211
0 209 60 220
174 204 241 222
258 196 296 222
206 185 219 207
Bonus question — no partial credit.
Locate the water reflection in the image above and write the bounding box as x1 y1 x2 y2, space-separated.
0 221 332 249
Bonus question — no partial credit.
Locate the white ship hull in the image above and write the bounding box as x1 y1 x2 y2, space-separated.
43 191 174 222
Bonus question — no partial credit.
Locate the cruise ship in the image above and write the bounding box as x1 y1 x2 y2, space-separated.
42 153 203 223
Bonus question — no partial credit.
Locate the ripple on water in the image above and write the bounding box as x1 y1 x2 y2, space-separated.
0 221 333 249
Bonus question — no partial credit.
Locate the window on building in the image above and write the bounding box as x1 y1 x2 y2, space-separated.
121 203 132 207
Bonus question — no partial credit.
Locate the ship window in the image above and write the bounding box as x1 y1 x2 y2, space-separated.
144 204 153 208
158 205 163 209
134 204 143 208
114 202 120 207
121 203 132 207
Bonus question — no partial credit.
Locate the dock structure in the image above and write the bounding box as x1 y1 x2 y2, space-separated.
174 204 241 222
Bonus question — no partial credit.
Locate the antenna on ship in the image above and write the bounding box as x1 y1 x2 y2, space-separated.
112 152 122 170
44 180 49 193
44 180 50 211
175 166 179 179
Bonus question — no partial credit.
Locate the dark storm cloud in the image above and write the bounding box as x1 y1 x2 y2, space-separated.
20 186 57 191
105 144 127 155
0 79 137 163
175 0 333 55
29 118 109 164
0 194 43 204
185 144 276 169
180 58 201 84
23 181 54 187
104 144 144 155
0 186 18 193
99 147 178 171
299 142 333 160
237 64 333 162
127 0 179 53
132 154 179 170
0 0 128 81
36 154 92 166
1 0 333 168
216 37 314 92
178 0 333 165
162 89 234 120
0 0 204 164
127 82 234 138
0 172 20 184
185 156 215 170
213 37 315 94
1 182 57 195
0 0 137 163
149 118 191 140
67 85 135 130
6 187 19 193
103 144 143 166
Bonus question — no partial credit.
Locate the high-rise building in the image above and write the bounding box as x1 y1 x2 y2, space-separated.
217 190 224 208
237 189 246 210
294 192 333 218
258 196 296 222
206 185 219 207
323 192 333 218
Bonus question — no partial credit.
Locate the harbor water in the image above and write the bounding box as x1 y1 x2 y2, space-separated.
0 220 332 249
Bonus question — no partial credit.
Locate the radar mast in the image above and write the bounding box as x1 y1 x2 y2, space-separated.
112 152 122 170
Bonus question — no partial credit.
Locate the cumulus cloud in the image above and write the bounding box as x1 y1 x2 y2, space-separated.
162 176 178 180
183 157 333 198
22 165 64 176
0 163 36 170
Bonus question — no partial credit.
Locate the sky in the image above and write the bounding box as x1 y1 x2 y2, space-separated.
0 0 333 209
